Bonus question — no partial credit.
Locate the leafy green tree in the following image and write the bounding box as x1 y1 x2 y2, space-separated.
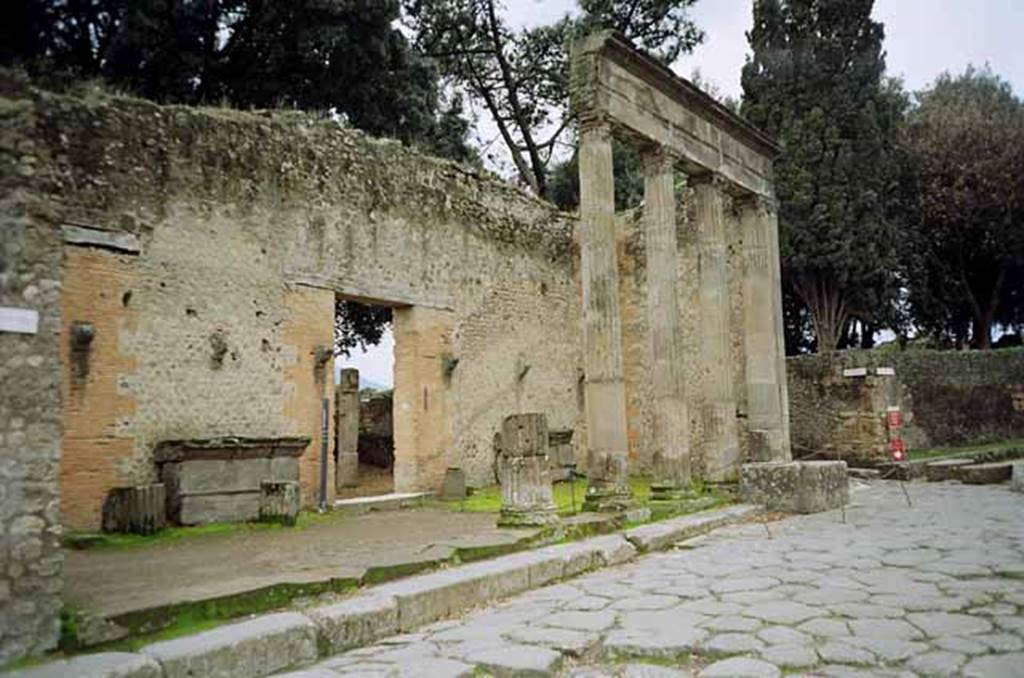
741 0 907 353
896 67 1024 349
405 0 703 198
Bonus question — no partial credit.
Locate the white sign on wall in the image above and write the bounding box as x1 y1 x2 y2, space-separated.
0 307 40 335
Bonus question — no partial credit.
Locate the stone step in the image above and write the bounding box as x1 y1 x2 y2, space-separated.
332 492 432 515
954 462 1015 485
924 458 975 482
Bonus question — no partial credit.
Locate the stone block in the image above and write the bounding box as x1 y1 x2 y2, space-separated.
101 484 166 535
305 593 398 653
170 459 273 495
740 461 848 514
497 413 558 527
140 611 318 678
440 467 466 501
1012 462 1024 493
624 504 762 552
259 480 300 526
924 458 974 482
178 492 260 525
375 555 533 631
955 462 1014 485
6 652 161 678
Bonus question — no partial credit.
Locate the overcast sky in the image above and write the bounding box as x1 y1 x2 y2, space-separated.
339 0 1022 387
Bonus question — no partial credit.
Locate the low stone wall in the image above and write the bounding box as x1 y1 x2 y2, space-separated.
788 348 1024 463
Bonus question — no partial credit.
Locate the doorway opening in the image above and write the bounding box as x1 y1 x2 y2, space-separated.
334 297 395 498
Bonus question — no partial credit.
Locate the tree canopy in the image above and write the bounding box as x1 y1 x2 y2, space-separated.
3 0 474 161
741 0 906 353
896 67 1024 349
404 0 703 199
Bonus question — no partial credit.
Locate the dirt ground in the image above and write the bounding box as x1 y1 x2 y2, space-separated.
65 508 531 618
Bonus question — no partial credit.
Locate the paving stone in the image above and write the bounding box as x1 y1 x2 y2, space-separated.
6 652 162 678
756 643 817 668
756 626 811 646
842 636 927 662
699 616 762 633
796 618 850 638
698 657 781 677
140 611 318 678
905 651 967 677
611 595 680 611
676 600 743 616
704 632 764 654
906 612 993 637
464 643 562 676
710 577 779 594
848 618 922 640
816 641 876 664
540 610 618 632
975 633 1024 652
794 588 868 605
564 596 612 611
620 664 694 678
624 505 762 552
741 601 821 625
961 652 1024 677
829 603 904 619
931 635 990 654
995 615 1024 634
603 625 708 658
274 669 342 678
502 625 601 657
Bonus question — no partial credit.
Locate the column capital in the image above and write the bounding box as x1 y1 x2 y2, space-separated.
641 146 679 174
686 172 729 191
733 192 779 216
579 115 613 138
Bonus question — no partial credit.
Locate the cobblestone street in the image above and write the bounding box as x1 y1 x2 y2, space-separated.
282 482 1024 677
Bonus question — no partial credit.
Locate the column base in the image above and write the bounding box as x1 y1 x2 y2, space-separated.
648 482 696 503
582 481 634 513
497 504 560 528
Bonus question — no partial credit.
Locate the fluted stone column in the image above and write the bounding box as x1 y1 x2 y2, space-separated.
642 149 692 499
578 122 633 511
692 175 741 481
738 196 792 461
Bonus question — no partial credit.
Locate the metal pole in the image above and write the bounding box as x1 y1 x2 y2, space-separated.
319 397 329 513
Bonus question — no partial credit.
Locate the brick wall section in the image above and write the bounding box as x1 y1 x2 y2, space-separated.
788 348 1024 460
60 248 138 530
0 77 64 663
282 287 336 507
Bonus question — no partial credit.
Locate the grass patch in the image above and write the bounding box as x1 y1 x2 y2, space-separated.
907 438 1024 462
63 508 348 551
432 476 655 515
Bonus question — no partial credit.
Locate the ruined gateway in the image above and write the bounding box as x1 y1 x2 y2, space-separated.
0 32 790 660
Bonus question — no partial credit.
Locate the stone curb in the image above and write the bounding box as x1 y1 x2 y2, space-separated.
3 504 760 678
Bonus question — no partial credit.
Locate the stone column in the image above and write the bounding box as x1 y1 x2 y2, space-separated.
692 175 740 481
578 121 633 511
642 148 692 499
497 413 558 526
738 196 791 461
335 368 360 489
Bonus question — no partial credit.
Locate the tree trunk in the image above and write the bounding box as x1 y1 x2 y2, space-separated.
971 311 993 350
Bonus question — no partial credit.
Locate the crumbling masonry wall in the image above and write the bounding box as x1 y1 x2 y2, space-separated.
788 348 1024 461
0 75 582 547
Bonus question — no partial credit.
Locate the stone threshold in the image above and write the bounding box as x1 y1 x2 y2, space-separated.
9 504 763 678
332 491 433 514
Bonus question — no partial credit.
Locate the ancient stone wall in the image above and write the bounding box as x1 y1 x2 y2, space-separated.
788 348 1024 461
0 77 64 663
0 79 581 540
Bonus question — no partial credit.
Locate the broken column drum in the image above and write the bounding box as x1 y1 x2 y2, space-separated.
497 413 558 527
571 31 792 491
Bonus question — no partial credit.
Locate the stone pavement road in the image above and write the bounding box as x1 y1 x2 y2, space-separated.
280 482 1024 677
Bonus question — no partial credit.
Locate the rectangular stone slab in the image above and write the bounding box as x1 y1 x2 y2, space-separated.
955 462 1014 485
141 612 318 678
924 458 974 482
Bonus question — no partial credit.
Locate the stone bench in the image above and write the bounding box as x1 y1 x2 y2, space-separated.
155 437 310 525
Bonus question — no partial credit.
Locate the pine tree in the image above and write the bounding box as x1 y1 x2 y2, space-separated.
741 0 906 352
